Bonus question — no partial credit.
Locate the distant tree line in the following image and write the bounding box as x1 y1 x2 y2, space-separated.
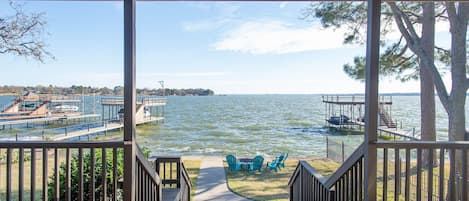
0 85 215 96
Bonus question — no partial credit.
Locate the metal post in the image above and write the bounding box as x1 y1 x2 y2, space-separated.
364 0 381 200
123 0 137 200
342 141 345 163
326 136 329 158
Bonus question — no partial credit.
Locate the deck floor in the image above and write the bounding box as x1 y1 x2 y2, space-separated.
162 188 180 201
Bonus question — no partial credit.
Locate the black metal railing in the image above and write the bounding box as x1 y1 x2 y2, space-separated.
154 156 192 201
0 141 167 201
289 141 469 201
135 148 162 201
0 141 125 201
289 142 365 201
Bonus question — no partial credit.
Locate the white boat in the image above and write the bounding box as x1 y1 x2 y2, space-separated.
53 105 79 112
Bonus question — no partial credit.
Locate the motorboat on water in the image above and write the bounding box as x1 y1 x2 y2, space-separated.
327 115 350 125
52 104 79 112
116 107 151 120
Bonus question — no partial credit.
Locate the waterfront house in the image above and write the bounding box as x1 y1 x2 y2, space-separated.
0 0 467 200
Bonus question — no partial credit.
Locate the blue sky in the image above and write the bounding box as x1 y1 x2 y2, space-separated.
0 1 452 94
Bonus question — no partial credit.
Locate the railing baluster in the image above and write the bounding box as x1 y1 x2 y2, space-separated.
66 148 71 201
137 162 141 201
383 148 388 201
461 148 467 201
354 163 358 201
341 178 345 201
90 148 95 201
438 148 445 201
113 148 118 201
78 148 84 201
170 162 173 187
145 173 148 201
359 158 363 201
417 148 422 201
135 162 138 201
345 171 349 201
54 148 59 201
405 148 410 201
141 163 144 201
428 148 433 201
6 148 12 201
31 148 36 201
395 148 400 201
43 148 48 201
102 148 107 201
449 149 455 201
19 148 24 201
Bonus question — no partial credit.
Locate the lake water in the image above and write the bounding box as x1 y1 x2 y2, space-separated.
0 95 468 157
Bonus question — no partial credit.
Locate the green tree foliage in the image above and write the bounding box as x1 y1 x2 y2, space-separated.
47 147 151 201
47 149 124 201
0 85 215 96
303 2 448 82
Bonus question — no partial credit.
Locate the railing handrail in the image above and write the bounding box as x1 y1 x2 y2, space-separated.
325 142 365 187
375 140 469 149
101 97 167 104
0 140 125 148
288 160 328 187
136 146 162 185
181 162 192 187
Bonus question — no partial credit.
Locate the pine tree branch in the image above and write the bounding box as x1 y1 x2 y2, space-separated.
435 46 450 54
391 55 414 68
388 2 450 112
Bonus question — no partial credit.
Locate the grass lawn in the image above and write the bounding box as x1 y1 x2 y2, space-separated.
225 156 453 201
182 160 201 199
224 158 340 201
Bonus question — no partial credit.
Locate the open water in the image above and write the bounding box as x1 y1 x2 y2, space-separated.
0 95 468 157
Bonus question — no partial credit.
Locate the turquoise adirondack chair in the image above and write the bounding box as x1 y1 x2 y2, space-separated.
226 154 241 172
266 154 285 172
278 153 288 169
250 155 264 172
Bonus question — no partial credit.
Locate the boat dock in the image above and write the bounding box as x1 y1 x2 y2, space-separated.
352 121 420 140
1 96 168 141
0 114 100 129
52 116 164 141
322 95 396 129
0 93 85 120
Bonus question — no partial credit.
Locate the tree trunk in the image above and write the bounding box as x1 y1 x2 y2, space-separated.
420 2 436 168
446 2 468 200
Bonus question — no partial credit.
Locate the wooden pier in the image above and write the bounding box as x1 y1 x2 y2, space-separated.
52 116 164 141
0 94 84 120
0 114 100 127
1 96 167 141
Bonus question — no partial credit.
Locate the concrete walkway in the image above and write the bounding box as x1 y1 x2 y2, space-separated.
194 156 250 201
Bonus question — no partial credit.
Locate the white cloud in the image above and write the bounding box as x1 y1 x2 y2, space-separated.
279 2 288 9
182 18 233 32
182 3 240 32
212 20 352 54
